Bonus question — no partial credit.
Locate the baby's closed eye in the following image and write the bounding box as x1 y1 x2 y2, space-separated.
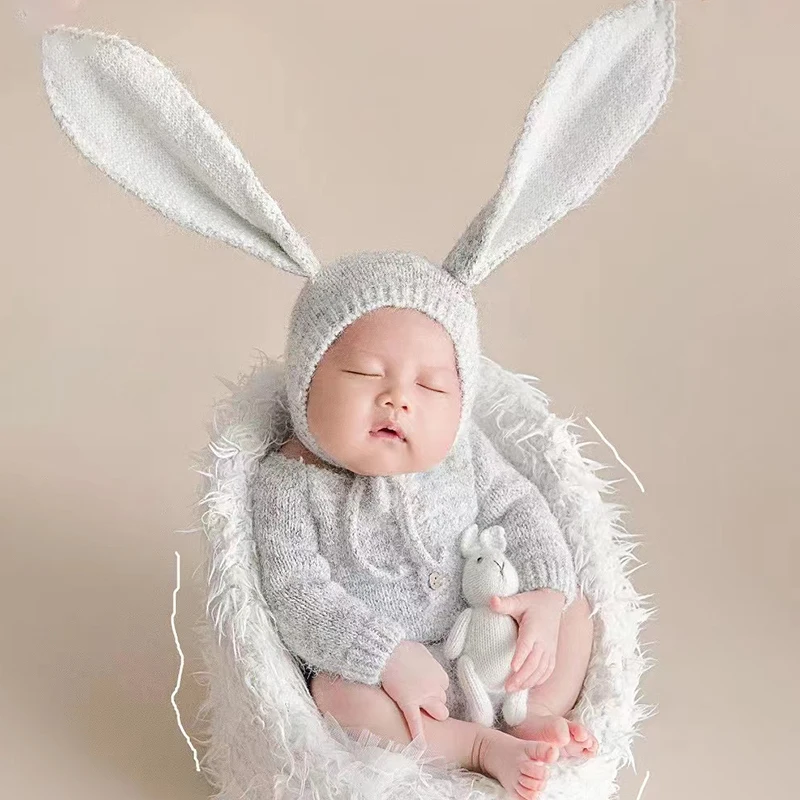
341 368 452 394
417 381 448 394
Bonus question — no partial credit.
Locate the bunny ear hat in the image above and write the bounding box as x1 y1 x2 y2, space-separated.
41 2 676 798
41 0 675 470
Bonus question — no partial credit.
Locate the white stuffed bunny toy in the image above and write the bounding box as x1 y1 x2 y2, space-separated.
444 523 529 728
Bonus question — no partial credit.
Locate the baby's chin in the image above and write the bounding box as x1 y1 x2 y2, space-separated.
343 449 418 477
326 434 436 476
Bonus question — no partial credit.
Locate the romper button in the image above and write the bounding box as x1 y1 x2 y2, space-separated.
428 571 444 590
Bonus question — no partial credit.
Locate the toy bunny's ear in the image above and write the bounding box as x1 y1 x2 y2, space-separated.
41 26 320 280
442 0 676 287
479 525 507 553
460 524 480 557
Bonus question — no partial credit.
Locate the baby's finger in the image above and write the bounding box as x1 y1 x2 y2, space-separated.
511 625 537 672
508 642 544 691
528 653 553 688
422 698 449 720
400 703 426 744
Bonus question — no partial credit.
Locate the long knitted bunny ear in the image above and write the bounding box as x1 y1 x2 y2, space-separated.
442 0 675 287
41 26 320 280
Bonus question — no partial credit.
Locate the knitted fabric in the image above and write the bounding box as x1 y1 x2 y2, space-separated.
251 417 577 693
284 251 481 468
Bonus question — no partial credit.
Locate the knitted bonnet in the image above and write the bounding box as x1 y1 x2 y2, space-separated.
283 251 481 467
40 0 676 468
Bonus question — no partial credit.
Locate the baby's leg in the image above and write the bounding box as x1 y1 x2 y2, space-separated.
311 673 559 800
504 592 598 759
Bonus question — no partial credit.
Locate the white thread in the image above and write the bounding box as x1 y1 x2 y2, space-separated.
171 550 201 772
635 770 651 800
584 416 645 492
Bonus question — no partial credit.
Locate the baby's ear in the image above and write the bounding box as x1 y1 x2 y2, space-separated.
460 523 480 557
41 26 320 280
479 525 506 553
442 0 676 287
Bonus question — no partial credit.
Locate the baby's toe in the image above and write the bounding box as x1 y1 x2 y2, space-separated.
568 722 590 743
524 741 559 764
561 723 599 759
520 760 548 781
519 773 546 792
575 730 598 756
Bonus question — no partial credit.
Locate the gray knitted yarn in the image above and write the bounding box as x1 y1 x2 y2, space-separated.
284 251 481 469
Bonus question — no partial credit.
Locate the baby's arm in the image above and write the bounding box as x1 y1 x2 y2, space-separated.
470 423 578 607
251 458 405 686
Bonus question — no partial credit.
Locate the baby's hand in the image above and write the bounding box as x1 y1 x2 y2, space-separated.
490 589 565 692
380 640 450 743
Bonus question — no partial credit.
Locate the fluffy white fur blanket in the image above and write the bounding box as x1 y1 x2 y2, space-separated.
188 354 654 799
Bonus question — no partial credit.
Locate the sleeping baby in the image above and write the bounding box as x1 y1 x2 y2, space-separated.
38 1 674 792
252 252 597 800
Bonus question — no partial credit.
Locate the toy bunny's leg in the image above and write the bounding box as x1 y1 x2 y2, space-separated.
502 690 529 727
457 655 495 728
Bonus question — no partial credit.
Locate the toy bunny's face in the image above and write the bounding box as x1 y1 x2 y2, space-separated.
305 306 462 476
460 524 520 606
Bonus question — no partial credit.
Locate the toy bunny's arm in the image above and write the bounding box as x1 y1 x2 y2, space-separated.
443 608 472 660
41 26 319 279
470 425 577 606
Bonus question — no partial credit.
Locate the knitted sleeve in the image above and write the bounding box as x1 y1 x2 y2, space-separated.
470 424 578 607
251 456 407 686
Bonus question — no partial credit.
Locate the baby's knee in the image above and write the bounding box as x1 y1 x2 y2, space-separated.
311 672 401 733
566 593 594 631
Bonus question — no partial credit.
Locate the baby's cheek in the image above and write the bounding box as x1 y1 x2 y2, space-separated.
325 382 361 417
333 388 377 443
308 382 355 446
427 403 460 449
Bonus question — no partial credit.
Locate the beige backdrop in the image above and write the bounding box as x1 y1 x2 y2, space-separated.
2 0 797 798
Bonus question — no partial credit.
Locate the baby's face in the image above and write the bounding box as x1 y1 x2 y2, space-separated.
306 307 462 476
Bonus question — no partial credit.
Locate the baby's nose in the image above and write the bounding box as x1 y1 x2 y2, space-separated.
380 391 409 411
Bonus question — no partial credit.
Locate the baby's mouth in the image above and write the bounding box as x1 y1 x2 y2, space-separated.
370 425 407 442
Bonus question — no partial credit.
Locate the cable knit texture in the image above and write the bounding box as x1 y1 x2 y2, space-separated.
252 417 577 687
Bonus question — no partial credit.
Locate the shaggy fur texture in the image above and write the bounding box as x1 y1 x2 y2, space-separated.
186 353 655 799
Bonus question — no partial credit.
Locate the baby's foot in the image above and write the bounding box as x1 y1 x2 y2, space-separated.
509 709 597 760
476 729 559 800
561 721 598 759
